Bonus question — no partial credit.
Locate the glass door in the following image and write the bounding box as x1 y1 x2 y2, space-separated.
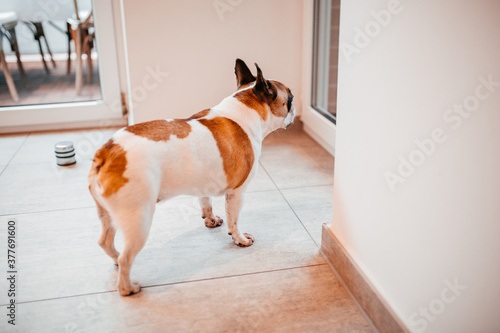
311 0 340 124
300 0 339 156
0 0 125 132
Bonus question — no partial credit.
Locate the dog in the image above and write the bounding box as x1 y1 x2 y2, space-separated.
88 59 295 295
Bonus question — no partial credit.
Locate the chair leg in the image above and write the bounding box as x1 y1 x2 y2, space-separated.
34 22 56 69
0 50 19 102
5 24 30 88
66 22 72 75
36 38 50 74
44 36 57 68
87 49 92 83
75 26 83 95
83 33 93 83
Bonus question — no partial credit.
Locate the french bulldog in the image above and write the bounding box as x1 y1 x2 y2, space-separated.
88 59 295 295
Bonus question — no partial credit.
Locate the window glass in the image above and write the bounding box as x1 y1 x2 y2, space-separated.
312 0 340 123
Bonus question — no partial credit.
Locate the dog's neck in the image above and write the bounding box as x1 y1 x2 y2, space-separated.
211 94 277 143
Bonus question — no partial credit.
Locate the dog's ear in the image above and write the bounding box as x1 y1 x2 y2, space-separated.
253 63 277 101
235 59 255 88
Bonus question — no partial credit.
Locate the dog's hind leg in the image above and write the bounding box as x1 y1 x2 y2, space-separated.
95 202 120 265
199 197 223 228
115 204 155 296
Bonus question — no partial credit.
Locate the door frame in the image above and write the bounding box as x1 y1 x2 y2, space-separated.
301 0 336 156
0 0 126 134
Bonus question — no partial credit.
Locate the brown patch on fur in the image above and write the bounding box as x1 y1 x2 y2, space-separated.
125 119 191 142
268 81 290 118
187 109 210 120
91 139 129 198
199 117 254 189
233 89 268 121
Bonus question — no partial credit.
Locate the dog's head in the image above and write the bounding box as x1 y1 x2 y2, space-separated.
233 59 295 130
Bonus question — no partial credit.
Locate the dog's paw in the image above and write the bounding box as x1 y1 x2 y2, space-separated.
119 281 141 296
233 233 254 247
204 216 223 228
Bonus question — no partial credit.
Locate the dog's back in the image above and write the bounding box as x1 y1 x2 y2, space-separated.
88 107 257 205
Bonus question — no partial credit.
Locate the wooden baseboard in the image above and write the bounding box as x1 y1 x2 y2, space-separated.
321 224 410 333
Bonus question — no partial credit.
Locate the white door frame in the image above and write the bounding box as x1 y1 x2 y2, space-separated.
0 1 126 134
301 0 336 156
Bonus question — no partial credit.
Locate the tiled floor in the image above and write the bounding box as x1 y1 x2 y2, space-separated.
0 122 374 332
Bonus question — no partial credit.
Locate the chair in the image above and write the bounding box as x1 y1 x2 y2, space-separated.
0 1 61 76
0 11 20 101
0 11 29 89
0 0 94 96
66 3 95 95
22 21 57 74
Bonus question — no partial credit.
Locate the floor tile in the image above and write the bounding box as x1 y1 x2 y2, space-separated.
0 190 323 303
0 211 116 304
140 191 324 286
246 162 277 192
9 131 85 166
5 266 372 333
8 128 118 166
0 134 27 166
260 140 334 189
263 121 318 148
260 121 334 189
0 160 94 215
281 185 334 246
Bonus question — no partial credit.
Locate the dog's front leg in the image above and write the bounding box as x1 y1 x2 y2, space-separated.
225 189 254 246
199 197 223 228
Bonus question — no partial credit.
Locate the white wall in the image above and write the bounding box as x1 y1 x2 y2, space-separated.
332 1 500 332
120 0 303 124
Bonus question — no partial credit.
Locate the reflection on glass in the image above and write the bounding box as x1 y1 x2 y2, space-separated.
0 0 101 107
312 0 340 122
